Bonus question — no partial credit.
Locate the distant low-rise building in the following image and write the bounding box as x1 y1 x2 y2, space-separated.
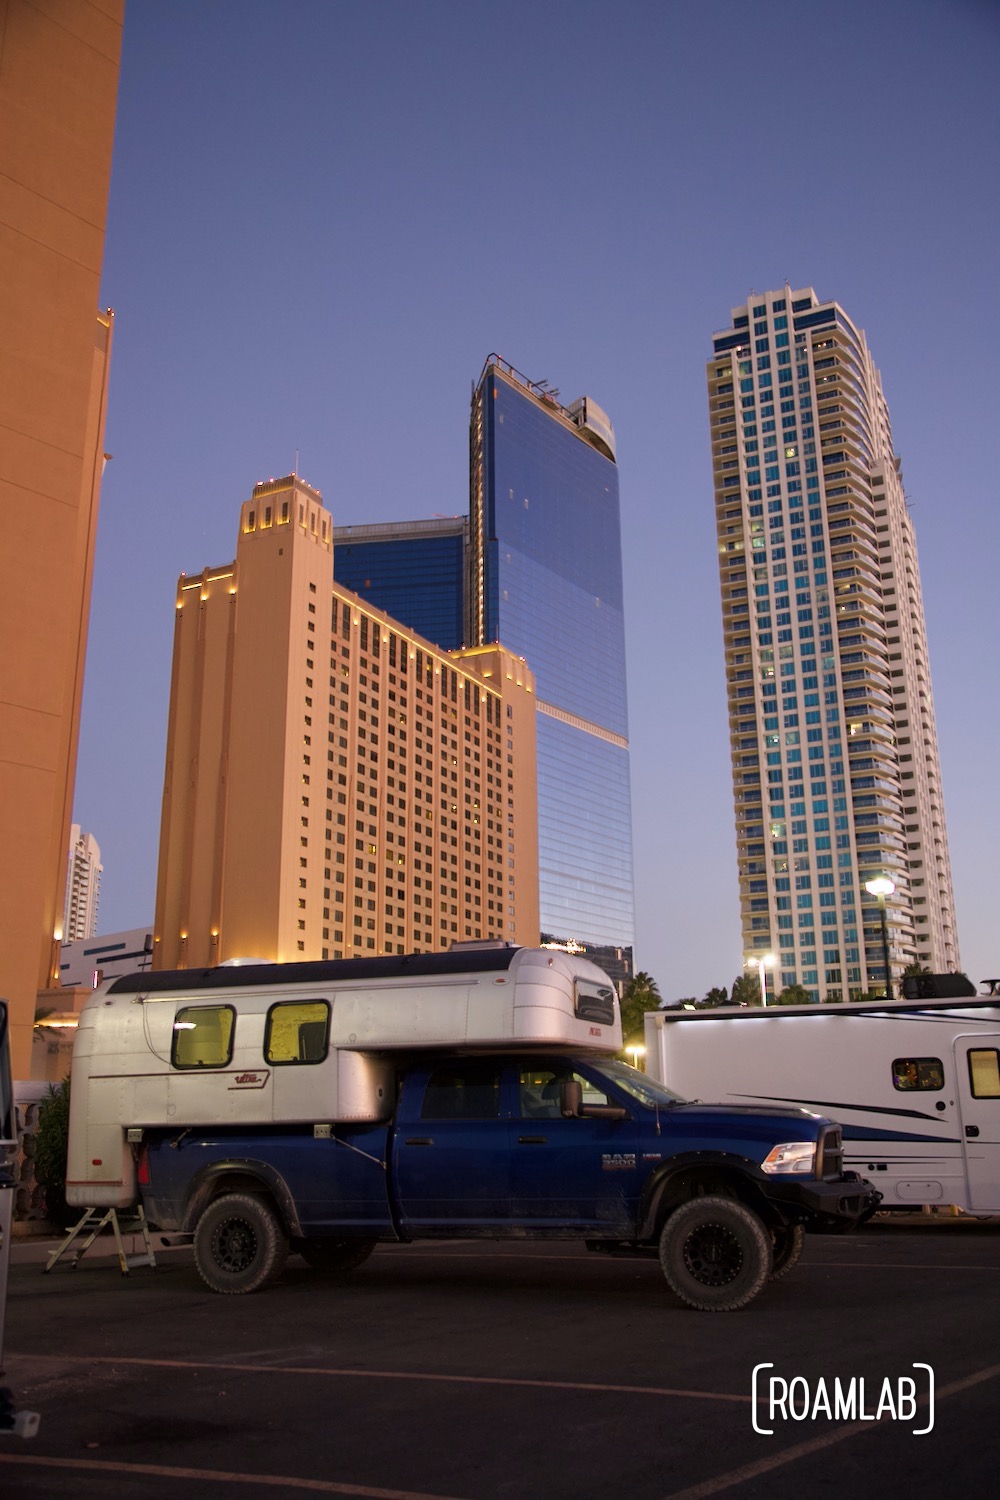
59 926 154 989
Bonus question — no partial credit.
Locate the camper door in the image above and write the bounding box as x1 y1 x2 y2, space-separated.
954 1034 1000 1213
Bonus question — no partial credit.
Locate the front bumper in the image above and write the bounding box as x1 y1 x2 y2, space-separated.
764 1171 881 1230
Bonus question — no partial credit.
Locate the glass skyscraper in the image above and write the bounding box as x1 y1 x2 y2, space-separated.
333 517 467 651
470 356 635 980
709 287 958 1001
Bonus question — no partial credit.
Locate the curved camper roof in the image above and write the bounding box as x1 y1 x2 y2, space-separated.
108 945 521 996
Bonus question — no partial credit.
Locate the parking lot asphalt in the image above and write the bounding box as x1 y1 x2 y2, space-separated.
2 1221 999 1500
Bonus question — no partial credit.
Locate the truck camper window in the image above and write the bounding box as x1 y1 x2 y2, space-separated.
264 1000 331 1065
575 980 616 1026
891 1057 944 1092
967 1049 1000 1099
421 1063 500 1121
171 1005 236 1069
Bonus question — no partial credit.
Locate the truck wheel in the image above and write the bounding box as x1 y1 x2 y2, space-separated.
659 1196 772 1311
299 1238 377 1272
194 1192 288 1295
770 1223 805 1281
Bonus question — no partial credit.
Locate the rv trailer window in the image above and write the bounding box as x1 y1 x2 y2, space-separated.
171 1006 236 1069
574 980 616 1026
264 1000 331 1064
891 1057 944 1092
967 1049 1000 1099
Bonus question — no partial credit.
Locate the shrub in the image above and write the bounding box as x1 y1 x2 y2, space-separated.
34 1078 72 1226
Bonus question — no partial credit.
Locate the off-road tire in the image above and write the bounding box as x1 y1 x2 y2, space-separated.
299 1238 377 1272
659 1196 772 1311
770 1223 805 1281
194 1192 288 1294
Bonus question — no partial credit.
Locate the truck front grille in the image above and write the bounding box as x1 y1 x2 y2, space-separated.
817 1124 843 1179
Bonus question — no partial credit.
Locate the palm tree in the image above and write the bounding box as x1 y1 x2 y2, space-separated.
619 971 662 1047
730 973 760 1007
775 983 812 1006
624 971 661 1005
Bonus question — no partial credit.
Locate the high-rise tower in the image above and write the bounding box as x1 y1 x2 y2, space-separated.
0 0 122 1075
709 288 958 1001
154 476 539 969
470 357 634 983
324 357 635 985
64 826 103 942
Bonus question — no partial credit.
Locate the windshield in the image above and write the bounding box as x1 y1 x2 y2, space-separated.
590 1059 686 1108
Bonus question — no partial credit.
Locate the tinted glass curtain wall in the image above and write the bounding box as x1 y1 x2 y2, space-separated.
474 364 635 962
333 532 466 651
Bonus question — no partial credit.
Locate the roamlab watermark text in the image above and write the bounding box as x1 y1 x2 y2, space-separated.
752 1362 934 1436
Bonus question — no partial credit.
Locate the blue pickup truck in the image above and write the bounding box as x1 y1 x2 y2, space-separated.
66 949 880 1311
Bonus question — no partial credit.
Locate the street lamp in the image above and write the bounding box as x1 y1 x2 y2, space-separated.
626 1043 646 1071
864 875 896 999
750 952 776 1006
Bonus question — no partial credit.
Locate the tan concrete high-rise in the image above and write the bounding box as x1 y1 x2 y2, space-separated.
0 0 123 1075
709 287 958 1002
154 477 540 969
64 824 103 942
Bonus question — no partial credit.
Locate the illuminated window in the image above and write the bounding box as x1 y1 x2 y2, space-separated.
968 1050 1000 1099
892 1058 944 1091
264 1000 330 1065
171 1006 235 1070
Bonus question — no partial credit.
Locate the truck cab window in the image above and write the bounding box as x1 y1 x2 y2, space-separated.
421 1063 500 1120
891 1057 944 1091
264 1000 331 1064
171 1006 236 1069
519 1068 611 1118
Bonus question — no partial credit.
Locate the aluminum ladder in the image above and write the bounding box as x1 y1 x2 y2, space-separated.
43 1204 157 1276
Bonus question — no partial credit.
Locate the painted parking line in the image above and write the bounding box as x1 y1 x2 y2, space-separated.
810 1261 1000 1271
0 1453 464 1500
84 1353 751 1403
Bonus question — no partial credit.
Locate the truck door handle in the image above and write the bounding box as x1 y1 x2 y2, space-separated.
518 1135 548 1144
404 1137 434 1146
965 1125 980 1138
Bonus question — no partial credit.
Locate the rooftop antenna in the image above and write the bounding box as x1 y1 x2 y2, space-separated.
294 447 299 476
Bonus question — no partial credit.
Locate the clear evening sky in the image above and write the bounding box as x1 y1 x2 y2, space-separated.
79 0 999 998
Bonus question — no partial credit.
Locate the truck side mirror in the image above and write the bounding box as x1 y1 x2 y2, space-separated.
559 1078 627 1121
560 1079 582 1118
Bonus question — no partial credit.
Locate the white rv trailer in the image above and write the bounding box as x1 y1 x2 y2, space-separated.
67 945 620 1210
645 996 1000 1214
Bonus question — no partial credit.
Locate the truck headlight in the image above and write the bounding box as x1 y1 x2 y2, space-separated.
760 1141 817 1175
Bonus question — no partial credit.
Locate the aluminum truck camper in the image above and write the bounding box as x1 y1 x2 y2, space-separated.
67 945 620 1210
645 995 1000 1214
64 947 879 1309
64 948 875 1314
